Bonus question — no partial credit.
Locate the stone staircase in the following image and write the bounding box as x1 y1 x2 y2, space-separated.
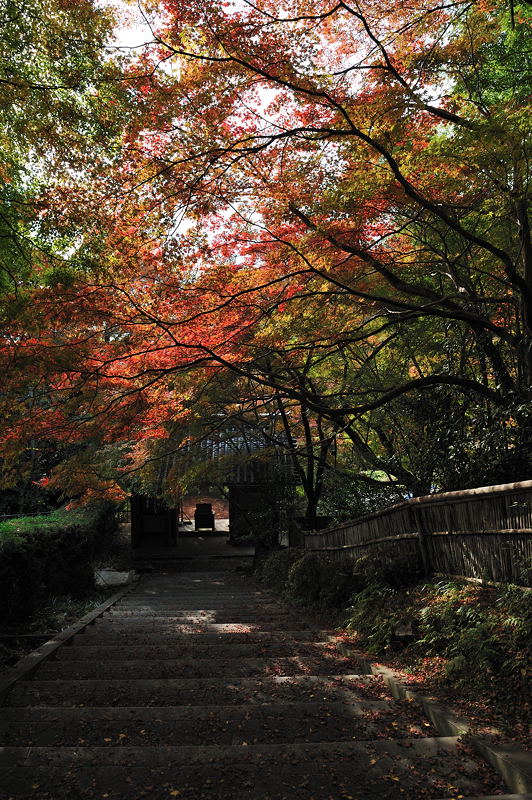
0 569 523 800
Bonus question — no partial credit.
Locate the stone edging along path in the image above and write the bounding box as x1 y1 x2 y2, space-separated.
0 582 137 703
329 637 532 794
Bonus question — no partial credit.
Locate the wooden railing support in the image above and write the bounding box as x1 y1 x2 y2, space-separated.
410 505 431 575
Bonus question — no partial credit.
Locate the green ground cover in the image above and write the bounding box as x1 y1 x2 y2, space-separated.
0 507 91 542
255 549 532 746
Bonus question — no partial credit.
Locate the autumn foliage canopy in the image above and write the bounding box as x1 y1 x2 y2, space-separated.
1 0 531 508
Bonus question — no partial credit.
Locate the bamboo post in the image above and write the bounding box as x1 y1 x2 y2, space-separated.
410 505 432 575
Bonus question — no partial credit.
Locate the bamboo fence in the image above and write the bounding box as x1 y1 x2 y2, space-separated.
302 481 532 584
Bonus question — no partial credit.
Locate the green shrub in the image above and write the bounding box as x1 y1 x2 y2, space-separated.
256 549 363 612
417 597 487 653
255 548 421 615
353 552 422 590
444 654 468 679
455 622 500 668
345 583 400 653
254 548 305 595
258 548 531 688
0 507 83 539
0 502 117 624
413 582 531 680
496 585 532 675
318 561 359 609
287 552 324 604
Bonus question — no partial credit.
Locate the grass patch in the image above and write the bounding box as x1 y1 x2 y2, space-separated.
0 508 89 542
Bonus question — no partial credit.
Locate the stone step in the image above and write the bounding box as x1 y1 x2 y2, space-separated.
130 588 259 593
81 624 314 637
0 698 392 723
0 735 461 766
112 603 283 612
102 610 301 622
0 569 511 800
131 583 255 591
1 698 433 746
120 590 269 596
54 641 338 660
98 609 306 621
131 586 254 593
6 674 387 707
130 588 255 601
132 581 254 589
136 574 252 580
442 797 532 800
132 578 252 584
135 580 256 587
134 558 253 571
109 601 285 609
121 601 261 608
89 619 312 632
33 654 358 680
0 737 504 800
73 630 329 645
122 588 267 593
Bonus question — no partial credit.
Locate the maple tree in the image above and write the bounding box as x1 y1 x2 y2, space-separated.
0 0 129 290
128 0 530 484
0 0 133 507
1 0 531 507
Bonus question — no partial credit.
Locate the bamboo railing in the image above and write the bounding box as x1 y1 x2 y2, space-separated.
302 480 532 584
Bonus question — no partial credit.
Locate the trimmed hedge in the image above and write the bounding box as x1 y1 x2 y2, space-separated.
254 548 422 612
255 548 358 611
0 504 117 624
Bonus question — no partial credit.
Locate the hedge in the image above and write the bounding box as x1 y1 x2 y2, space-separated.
0 503 117 624
254 548 423 612
254 548 358 611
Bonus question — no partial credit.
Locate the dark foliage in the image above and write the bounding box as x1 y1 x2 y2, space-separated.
0 503 117 624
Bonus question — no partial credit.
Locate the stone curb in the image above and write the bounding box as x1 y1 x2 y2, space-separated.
438 796 532 800
0 583 136 703
331 638 532 794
